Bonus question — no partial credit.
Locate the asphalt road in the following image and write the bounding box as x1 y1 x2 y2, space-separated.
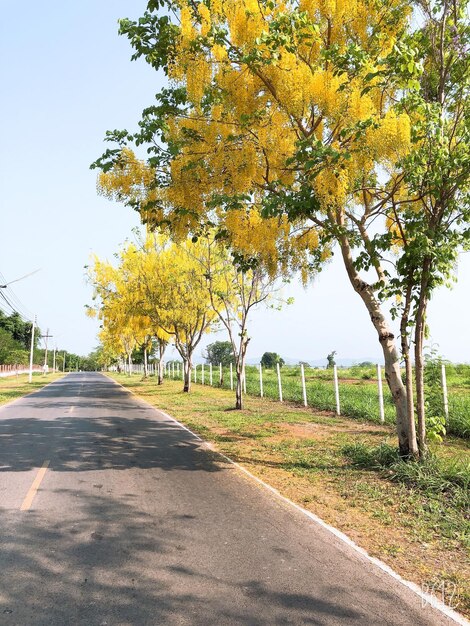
0 373 462 626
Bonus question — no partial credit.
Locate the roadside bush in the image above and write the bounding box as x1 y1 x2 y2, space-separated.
342 442 470 511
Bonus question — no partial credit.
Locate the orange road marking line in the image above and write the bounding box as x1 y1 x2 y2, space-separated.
20 460 50 511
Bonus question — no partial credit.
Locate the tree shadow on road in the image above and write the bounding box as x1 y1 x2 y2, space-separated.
0 488 407 626
0 414 225 473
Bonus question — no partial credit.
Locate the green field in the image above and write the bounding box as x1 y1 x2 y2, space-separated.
184 363 470 439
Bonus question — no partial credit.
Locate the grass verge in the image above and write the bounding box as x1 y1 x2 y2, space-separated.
0 372 65 406
110 373 470 618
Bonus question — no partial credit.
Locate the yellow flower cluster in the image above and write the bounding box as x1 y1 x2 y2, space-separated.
186 54 213 103
344 86 376 124
226 0 265 47
223 208 290 271
98 148 154 201
198 3 211 36
366 110 411 163
308 69 345 117
313 167 350 209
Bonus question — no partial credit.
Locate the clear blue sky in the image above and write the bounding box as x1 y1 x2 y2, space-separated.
1 1 468 364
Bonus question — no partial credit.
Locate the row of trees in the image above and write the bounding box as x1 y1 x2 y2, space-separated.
87 232 281 408
204 342 286 370
0 310 104 372
91 0 469 458
0 311 37 365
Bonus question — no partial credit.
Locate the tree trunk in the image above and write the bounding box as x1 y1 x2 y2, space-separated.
414 324 427 458
183 358 192 392
234 342 248 410
414 302 428 458
157 339 166 385
235 366 243 409
339 237 412 457
400 291 419 458
128 353 132 376
415 257 431 458
143 347 148 378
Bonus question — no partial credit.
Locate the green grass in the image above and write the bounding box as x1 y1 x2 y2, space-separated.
342 442 470 552
0 372 64 405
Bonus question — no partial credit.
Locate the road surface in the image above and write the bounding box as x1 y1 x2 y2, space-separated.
0 373 462 625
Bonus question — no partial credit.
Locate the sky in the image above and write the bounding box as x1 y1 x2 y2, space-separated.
1 1 469 365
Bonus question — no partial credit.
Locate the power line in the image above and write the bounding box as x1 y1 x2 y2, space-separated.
0 288 33 322
0 268 40 289
0 270 36 322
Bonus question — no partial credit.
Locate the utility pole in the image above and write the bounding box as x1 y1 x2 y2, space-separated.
28 316 37 383
53 346 57 373
42 328 53 373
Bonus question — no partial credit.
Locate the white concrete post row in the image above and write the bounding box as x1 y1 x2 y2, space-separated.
183 362 459 428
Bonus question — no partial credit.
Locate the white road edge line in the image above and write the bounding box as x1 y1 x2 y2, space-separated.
106 374 468 626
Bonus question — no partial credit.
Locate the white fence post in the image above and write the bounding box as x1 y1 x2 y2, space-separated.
194 364 197 383
377 364 385 423
277 363 283 402
230 363 233 390
209 363 213 386
333 365 340 415
172 362 175 378
219 363 222 386
301 364 307 407
259 363 263 398
441 363 449 426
